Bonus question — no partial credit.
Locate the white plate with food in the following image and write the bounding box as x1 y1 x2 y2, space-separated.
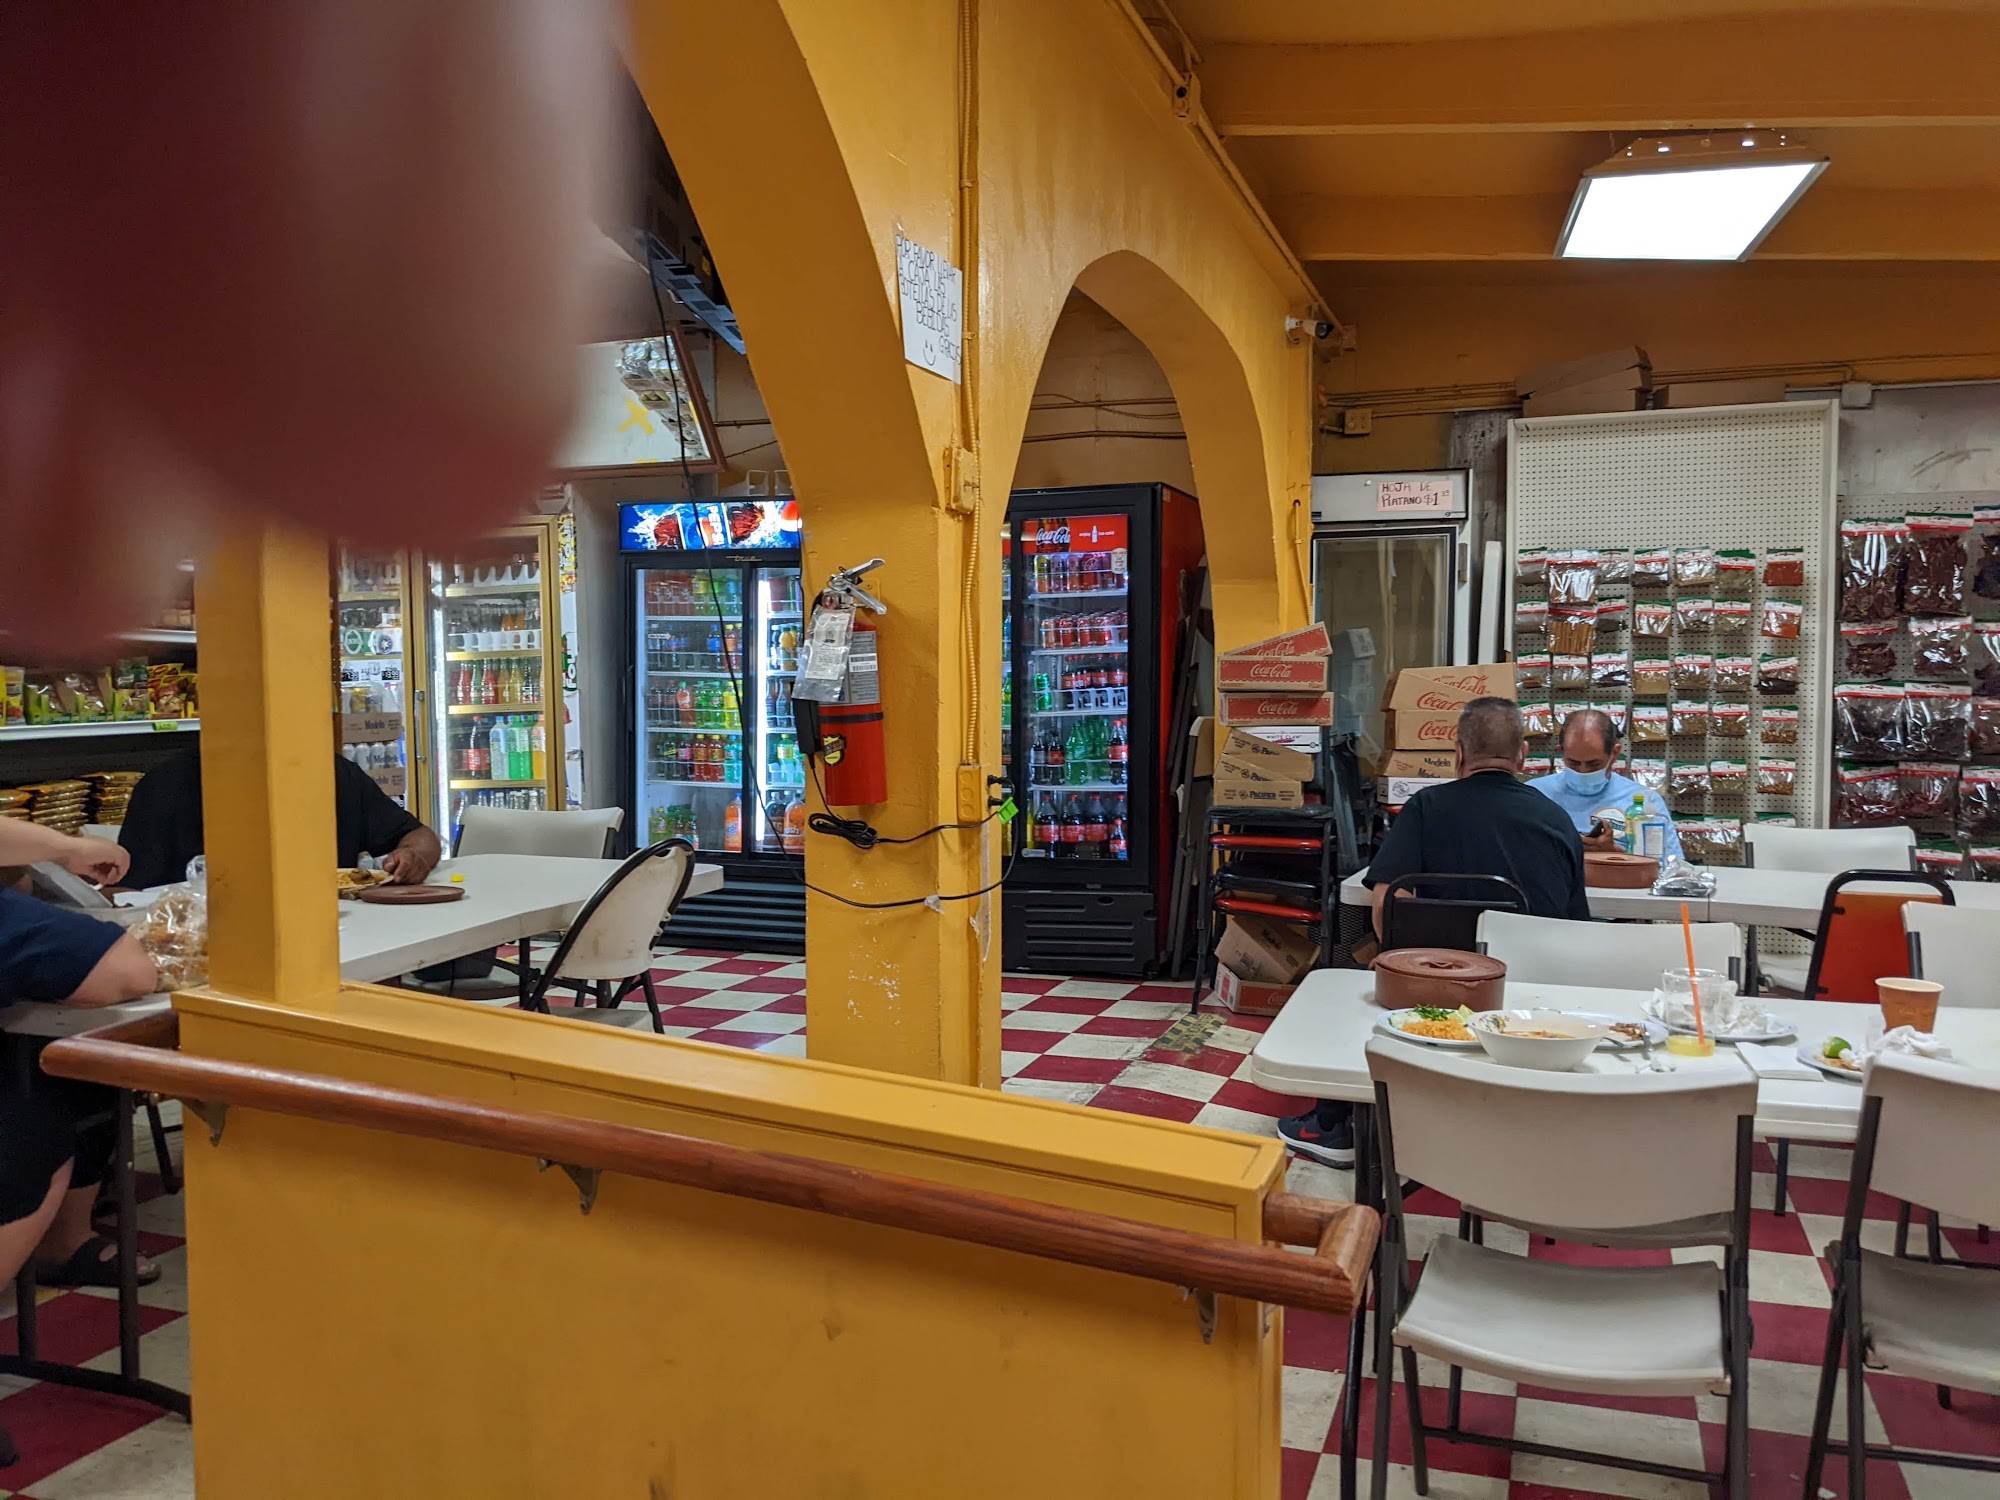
1564 1014 1669 1051
1376 1006 1482 1048
1798 1037 1867 1081
1469 1009 1612 1071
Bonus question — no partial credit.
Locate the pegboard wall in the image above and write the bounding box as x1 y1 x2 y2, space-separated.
1507 401 1840 844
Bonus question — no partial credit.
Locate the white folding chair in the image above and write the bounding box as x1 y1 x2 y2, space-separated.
1905 903 2000 1010
1363 1038 1757 1500
1476 910 1742 990
523 839 694 1033
1743 823 1916 994
1806 1053 2000 1499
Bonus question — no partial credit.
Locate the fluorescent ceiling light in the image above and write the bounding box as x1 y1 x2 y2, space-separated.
1557 136 1827 261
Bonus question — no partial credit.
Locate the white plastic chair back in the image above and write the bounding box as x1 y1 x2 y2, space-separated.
456 805 623 859
546 842 692 983
1903 903 2000 1009
1744 822 1914 875
1365 1037 1756 1231
1865 1052 2000 1228
1477 911 1742 990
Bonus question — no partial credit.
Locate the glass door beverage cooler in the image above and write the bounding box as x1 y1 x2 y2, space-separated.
420 518 567 846
1003 484 1204 974
618 498 808 951
335 547 416 808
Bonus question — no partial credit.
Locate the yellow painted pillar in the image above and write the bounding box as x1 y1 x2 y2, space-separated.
193 524 340 1007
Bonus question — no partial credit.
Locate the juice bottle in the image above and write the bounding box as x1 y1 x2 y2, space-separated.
782 794 807 854
676 684 694 725
529 719 546 780
724 797 743 852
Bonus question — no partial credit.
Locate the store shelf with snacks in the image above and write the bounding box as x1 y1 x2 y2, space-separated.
0 718 200 743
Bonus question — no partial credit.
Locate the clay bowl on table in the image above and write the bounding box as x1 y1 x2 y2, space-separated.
1372 948 1506 1013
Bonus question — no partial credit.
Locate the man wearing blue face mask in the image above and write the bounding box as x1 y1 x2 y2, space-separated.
1531 709 1682 859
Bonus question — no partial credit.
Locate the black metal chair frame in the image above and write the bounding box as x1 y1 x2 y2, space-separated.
1360 1079 1755 1500
1188 804 1345 1014
1772 869 1955 1217
1805 1093 2000 1498
520 839 695 1034
1375 871 1527 954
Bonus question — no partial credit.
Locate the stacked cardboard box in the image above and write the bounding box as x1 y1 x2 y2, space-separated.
1377 663 1517 807
1212 914 1317 1016
1213 622 1332 807
1517 346 1652 417
1214 727 1314 809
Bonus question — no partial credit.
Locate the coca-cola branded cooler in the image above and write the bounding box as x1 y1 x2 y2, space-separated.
1002 484 1204 974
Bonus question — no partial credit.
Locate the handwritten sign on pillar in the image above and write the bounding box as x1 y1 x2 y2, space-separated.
895 232 963 384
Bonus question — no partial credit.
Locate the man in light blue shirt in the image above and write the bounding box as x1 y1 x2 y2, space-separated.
1529 709 1682 860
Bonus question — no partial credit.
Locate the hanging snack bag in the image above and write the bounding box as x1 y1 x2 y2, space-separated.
1520 699 1555 739
1668 759 1712 802
1709 758 1749 794
1674 596 1716 633
1833 682 1906 761
1714 549 1758 596
1839 518 1908 622
1630 757 1670 795
1712 702 1750 739
1633 602 1673 640
1899 762 1960 824
1713 599 1753 636
1760 706 1801 747
1972 625 2000 695
1553 699 1591 735
1909 615 1972 680
1915 842 1967 879
1590 650 1631 691
1764 547 1806 589
1834 761 1901 826
1551 653 1592 692
1684 818 1743 865
1515 652 1552 693
1598 548 1633 585
1603 701 1629 736
1970 845 2000 882
1673 547 1718 587
1969 696 2000 757
1902 513 1973 616
1671 652 1714 693
1758 654 1800 696
1515 547 1549 589
1522 755 1553 778
1671 698 1712 737
1905 681 1972 761
1713 655 1756 695
1546 549 1600 608
1756 810 1800 829
1960 765 2000 838
1840 621 1900 682
1548 608 1598 656
1632 656 1672 697
1632 546 1674 587
1595 596 1629 636
1631 705 1670 744
1755 757 1797 796
1514 599 1549 642
1974 503 2000 610
1761 596 1804 641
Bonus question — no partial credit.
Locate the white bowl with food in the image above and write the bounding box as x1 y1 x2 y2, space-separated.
1468 1009 1610 1071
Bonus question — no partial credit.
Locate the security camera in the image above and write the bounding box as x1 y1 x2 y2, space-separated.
1285 316 1342 345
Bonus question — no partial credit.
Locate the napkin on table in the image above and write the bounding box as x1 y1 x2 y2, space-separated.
1736 1042 1821 1081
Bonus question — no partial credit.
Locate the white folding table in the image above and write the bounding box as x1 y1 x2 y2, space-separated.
1339 866 1712 921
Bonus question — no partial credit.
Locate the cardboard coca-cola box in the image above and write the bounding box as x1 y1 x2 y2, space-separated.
1216 654 1328 692
1219 692 1336 727
1219 622 1332 661
1385 707 1461 749
1383 663 1516 711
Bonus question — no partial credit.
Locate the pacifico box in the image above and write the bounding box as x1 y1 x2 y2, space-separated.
1385 663 1516 711
1212 775 1305 810
1219 692 1336 728
1214 963 1297 1018
1219 622 1332 662
1385 706 1461 750
1219 728 1316 780
1378 748 1457 779
1217 654 1328 693
1214 914 1318 985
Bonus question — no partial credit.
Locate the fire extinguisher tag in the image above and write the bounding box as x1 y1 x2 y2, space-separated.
793 599 855 702
838 628 880 705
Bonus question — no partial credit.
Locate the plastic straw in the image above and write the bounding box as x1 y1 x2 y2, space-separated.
1680 901 1706 1043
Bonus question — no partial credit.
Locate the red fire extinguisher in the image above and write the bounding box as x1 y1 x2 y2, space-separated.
819 613 887 806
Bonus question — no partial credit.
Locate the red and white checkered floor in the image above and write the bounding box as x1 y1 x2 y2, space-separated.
5 948 1996 1497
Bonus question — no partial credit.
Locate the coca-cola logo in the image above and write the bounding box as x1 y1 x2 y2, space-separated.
1240 660 1310 681
1415 719 1458 743
1412 690 1465 710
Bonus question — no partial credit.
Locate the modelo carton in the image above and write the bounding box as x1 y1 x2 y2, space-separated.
1219 692 1336 727
1377 748 1457 779
1384 663 1516 711
1216 655 1328 692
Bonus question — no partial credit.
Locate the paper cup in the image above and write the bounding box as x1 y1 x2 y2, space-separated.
1878 978 1942 1033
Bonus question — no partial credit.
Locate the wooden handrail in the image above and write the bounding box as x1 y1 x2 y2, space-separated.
45 1015 1376 1316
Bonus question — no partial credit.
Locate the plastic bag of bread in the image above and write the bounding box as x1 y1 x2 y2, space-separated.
132 863 208 990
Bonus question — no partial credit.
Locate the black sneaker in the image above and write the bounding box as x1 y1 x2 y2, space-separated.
1277 1111 1355 1169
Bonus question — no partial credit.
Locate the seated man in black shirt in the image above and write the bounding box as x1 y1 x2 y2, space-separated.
118 745 442 890
1277 697 1589 1168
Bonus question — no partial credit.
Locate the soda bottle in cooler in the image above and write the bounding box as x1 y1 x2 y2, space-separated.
1108 796 1129 861
1108 718 1129 784
676 683 694 726
677 736 694 781
1059 794 1085 857
724 797 743 852
1080 794 1107 859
